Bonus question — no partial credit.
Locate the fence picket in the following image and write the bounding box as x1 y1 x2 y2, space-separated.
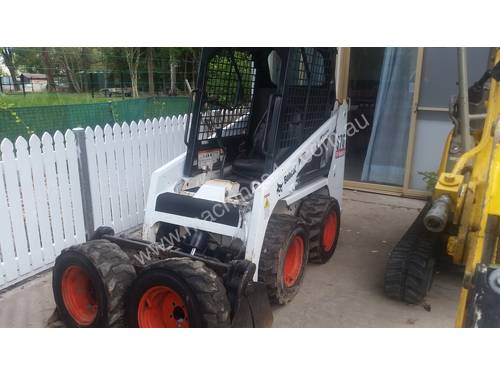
112 123 129 231
103 124 122 231
0 155 18 282
165 117 174 162
42 133 65 255
15 137 44 270
94 126 112 227
29 135 56 262
138 120 150 200
1 139 31 275
85 127 102 229
54 131 75 248
158 117 167 164
171 116 180 157
130 121 144 218
121 122 138 227
65 130 85 244
145 119 155 179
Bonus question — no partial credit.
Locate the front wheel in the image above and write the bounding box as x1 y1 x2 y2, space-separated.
52 240 136 327
126 258 231 328
298 195 341 264
258 215 309 305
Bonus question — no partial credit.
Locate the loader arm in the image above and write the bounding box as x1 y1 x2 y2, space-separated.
430 49 500 327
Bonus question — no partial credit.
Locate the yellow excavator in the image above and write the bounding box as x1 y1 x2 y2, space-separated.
384 48 500 327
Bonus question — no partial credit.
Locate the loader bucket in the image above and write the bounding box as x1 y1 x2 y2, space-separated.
231 282 273 328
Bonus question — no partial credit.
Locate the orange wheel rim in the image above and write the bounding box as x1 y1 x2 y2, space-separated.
138 286 190 328
322 211 338 251
283 235 305 288
61 265 98 325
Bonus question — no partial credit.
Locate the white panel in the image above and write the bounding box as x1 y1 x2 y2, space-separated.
113 123 129 231
0 157 18 282
138 120 151 198
94 126 112 226
54 131 75 247
65 130 85 244
165 117 174 162
15 137 44 270
29 134 55 263
1 138 31 275
122 122 139 226
130 121 144 218
158 117 167 164
104 124 122 231
172 116 180 157
42 133 65 254
85 127 103 229
152 118 161 170
144 119 155 179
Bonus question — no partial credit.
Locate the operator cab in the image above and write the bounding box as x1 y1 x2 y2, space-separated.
184 47 337 191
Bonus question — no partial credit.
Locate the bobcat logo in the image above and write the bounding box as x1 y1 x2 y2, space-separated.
276 183 283 193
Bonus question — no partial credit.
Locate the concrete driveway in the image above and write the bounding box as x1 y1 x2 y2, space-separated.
0 190 462 328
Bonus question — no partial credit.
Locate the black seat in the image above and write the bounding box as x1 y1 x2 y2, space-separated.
232 157 266 180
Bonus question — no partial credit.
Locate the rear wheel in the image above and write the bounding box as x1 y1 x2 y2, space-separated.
258 215 309 305
126 258 231 328
52 240 136 327
298 194 341 264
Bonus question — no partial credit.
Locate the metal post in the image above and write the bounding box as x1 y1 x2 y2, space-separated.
457 48 473 152
0 77 3 93
73 127 95 240
20 74 26 97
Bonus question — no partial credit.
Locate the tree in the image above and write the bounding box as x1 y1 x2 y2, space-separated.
147 48 155 95
61 49 83 92
1 48 19 89
41 48 56 92
124 48 141 97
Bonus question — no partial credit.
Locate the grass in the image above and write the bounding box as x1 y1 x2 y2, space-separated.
0 92 124 107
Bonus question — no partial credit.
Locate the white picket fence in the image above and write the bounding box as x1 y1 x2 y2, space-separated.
0 115 187 290
0 130 85 289
85 115 187 234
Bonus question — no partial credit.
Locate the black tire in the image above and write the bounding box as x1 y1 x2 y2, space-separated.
258 215 309 305
298 194 341 264
52 239 136 327
383 204 438 304
126 257 231 328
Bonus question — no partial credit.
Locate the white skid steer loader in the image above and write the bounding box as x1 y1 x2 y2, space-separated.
51 47 348 328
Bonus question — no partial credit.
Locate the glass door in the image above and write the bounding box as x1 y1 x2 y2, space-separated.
345 47 419 188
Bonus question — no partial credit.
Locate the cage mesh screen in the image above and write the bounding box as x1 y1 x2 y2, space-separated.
198 50 255 141
277 48 333 150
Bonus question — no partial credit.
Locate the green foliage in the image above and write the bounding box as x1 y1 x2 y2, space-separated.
1 93 118 107
418 171 438 191
205 50 253 107
1 93 30 134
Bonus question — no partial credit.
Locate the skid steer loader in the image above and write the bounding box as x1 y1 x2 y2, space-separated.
383 48 500 327
51 48 348 328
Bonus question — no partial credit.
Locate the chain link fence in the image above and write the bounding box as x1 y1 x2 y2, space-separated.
0 96 190 140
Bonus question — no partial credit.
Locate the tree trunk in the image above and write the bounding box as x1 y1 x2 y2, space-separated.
125 48 141 97
169 63 177 96
147 48 155 96
1 48 19 90
62 53 81 93
42 48 55 92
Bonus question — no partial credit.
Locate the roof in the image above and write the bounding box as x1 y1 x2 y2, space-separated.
20 73 47 79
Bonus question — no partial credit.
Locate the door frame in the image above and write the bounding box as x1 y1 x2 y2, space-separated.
339 47 427 199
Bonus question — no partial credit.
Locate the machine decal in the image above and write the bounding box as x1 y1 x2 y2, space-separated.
335 133 346 158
